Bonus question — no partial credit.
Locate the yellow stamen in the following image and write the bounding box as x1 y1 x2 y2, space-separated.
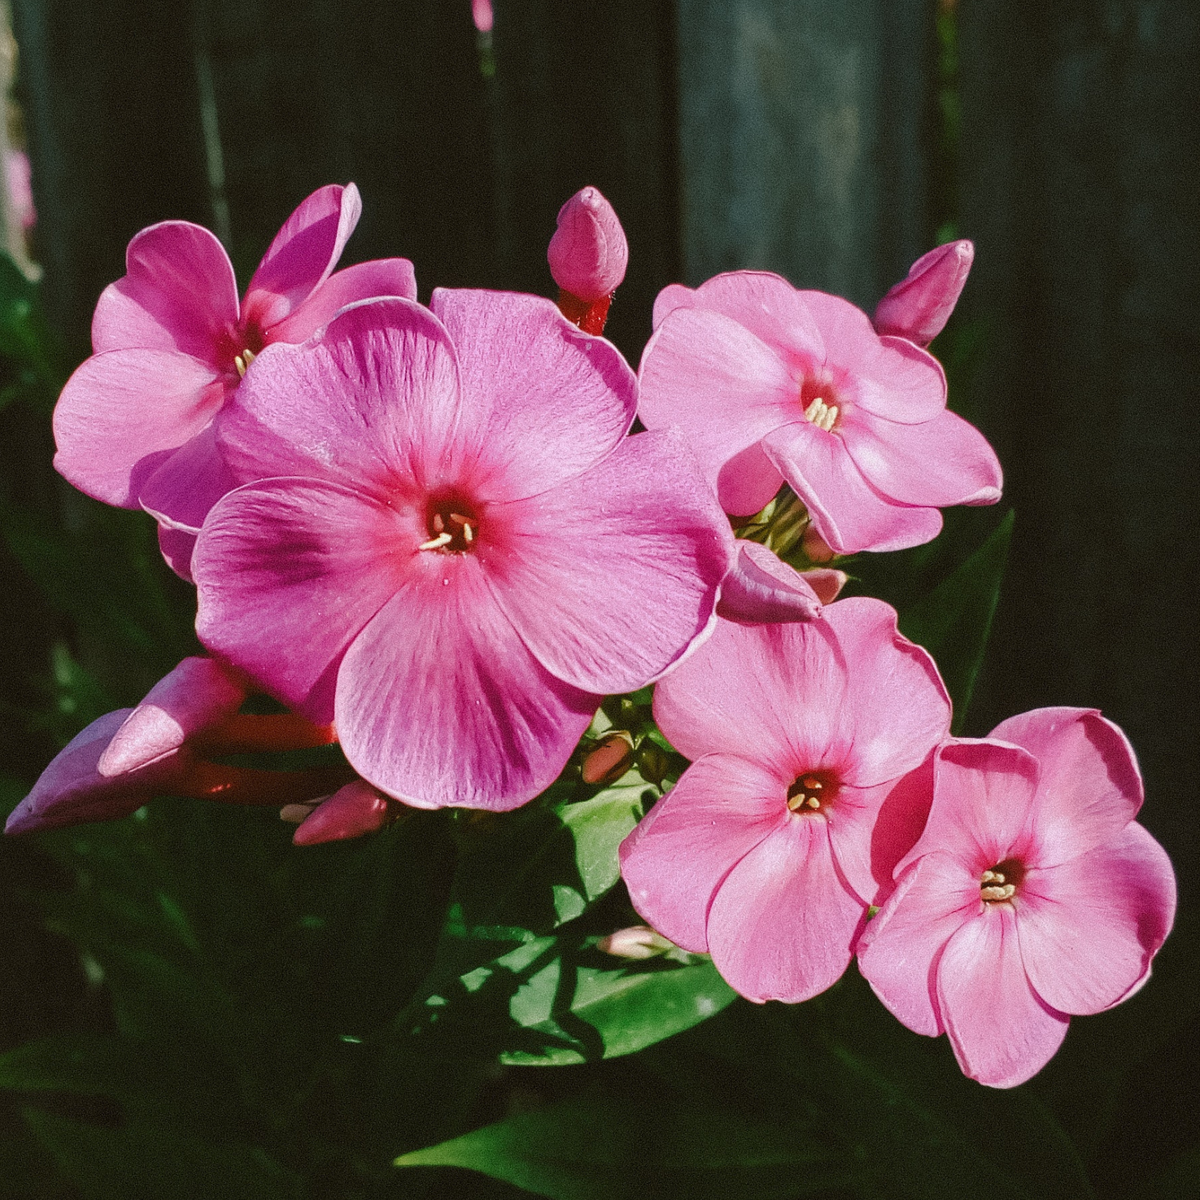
418 532 454 551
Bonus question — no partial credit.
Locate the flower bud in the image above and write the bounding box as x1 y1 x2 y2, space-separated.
717 540 823 625
548 186 628 304
292 779 395 846
803 567 848 605
873 239 974 347
581 732 635 786
596 925 675 960
636 743 671 789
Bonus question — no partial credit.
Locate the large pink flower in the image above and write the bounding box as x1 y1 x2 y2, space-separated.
857 710 1176 1088
191 291 734 812
619 598 951 1003
637 271 1001 554
52 183 417 574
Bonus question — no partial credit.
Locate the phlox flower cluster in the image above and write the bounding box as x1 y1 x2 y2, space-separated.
9 181 1174 1089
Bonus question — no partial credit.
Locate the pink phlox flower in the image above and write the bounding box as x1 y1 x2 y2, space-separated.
873 240 974 347
856 709 1176 1088
6 657 342 836
638 270 1002 554
191 291 734 812
52 183 417 578
548 186 629 336
619 597 950 1003
716 539 844 624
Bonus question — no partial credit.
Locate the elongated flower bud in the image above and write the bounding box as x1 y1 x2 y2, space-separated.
597 925 675 960
874 240 974 347
582 732 635 786
292 779 395 845
548 187 628 335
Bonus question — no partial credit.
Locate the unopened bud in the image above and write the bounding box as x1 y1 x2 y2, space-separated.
802 567 848 605
717 540 823 625
636 742 671 789
548 186 628 304
873 239 974 347
293 779 395 846
597 925 675 960
582 732 635 786
801 523 836 564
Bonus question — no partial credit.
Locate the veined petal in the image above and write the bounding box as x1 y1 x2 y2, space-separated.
139 424 238 533
716 540 823 624
486 429 733 695
843 407 1002 508
619 753 789 952
53 349 226 507
266 258 419 344
651 282 697 330
430 289 636 501
988 708 1143 865
92 221 239 360
937 905 1070 1088
334 559 597 811
762 421 944 554
856 849 981 1036
242 183 361 330
1017 822 1176 1015
707 815 864 1003
193 479 412 723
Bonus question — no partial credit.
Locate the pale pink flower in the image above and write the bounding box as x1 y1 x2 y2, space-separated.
857 709 1176 1088
192 292 734 812
619 598 950 1003
874 240 974 347
638 271 1002 553
6 657 340 836
52 183 417 576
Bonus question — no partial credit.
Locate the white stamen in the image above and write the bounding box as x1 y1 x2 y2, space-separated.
822 404 839 431
242 348 256 367
981 883 1016 902
980 870 998 883
804 397 825 423
806 796 820 809
463 523 474 543
234 355 247 378
419 532 454 551
433 513 445 533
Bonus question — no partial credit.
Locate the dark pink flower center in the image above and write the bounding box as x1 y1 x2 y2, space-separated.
225 322 267 380
980 857 1025 904
421 494 482 554
786 770 838 814
799 374 843 433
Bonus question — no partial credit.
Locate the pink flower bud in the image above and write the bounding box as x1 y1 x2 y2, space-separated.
803 567 848 605
873 240 974 347
581 732 635 786
292 779 395 846
717 540 823 624
596 925 675 960
547 186 628 304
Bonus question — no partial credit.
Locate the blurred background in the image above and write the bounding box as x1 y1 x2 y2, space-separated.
0 1 1197 1196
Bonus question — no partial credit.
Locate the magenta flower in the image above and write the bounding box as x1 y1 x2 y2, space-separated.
192 291 734 812
856 710 1176 1088
638 271 1002 553
874 240 974 348
619 598 950 1003
52 183 417 574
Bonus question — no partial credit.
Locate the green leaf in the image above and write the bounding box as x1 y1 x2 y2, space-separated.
0 1034 152 1103
899 509 1013 731
395 1089 862 1199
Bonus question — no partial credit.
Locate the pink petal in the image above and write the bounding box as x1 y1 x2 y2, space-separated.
651 282 697 330
486 429 733 695
139 424 238 533
91 221 239 360
333 559 598 811
53 350 227 507
843 407 1002 508
762 421 944 554
679 272 826 362
242 183 361 330
873 240 974 348
293 779 393 845
988 708 1143 865
937 905 1070 1088
158 525 198 582
1017 821 1175 1015
193 479 412 723
716 540 823 624
430 288 636 501
716 441 785 518
619 753 789 952
217 297 463 495
637 304 805 508
265 258 419 344
856 849 981 1036
805 567 848 604
822 597 951 786
706 814 864 1003
99 657 246 776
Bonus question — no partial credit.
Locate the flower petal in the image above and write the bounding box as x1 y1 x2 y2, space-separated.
683 272 825 360
334 559 598 811
193 478 412 723
1017 821 1175 1015
619 753 789 952
265 258 419 344
486 429 733 695
430 288 636 501
158 525 198 582
91 221 239 360
874 240 974 348
937 905 1070 1088
988 708 1144 865
856 849 981 1035
242 183 361 330
139 423 238 533
707 814 864 1003
716 540 823 624
843 407 1002 508
762 421 944 554
53 349 226 507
